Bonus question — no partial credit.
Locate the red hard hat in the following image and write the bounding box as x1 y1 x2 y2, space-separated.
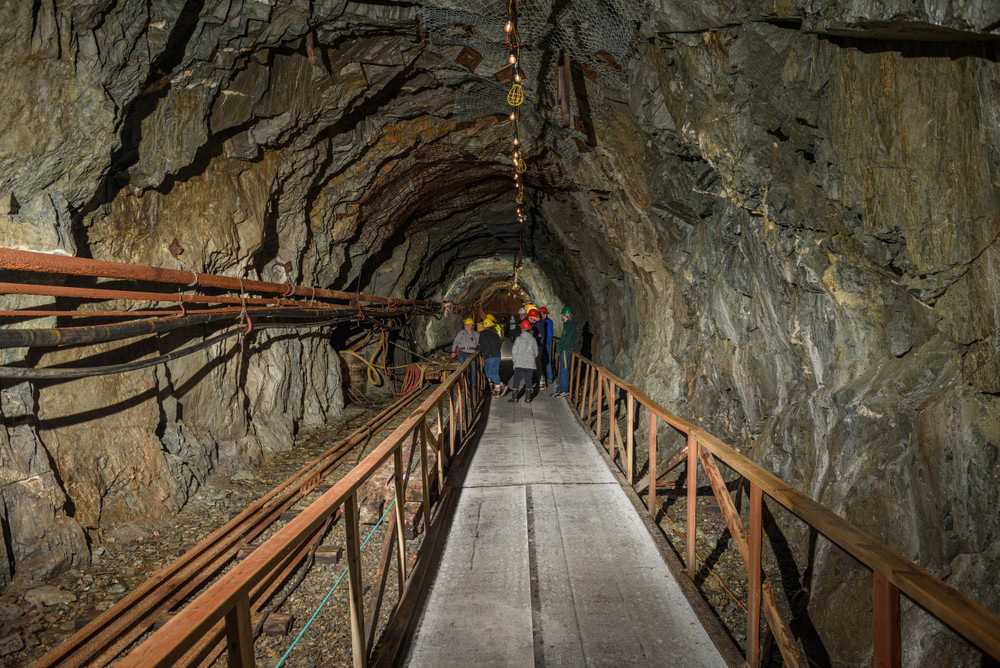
527 308 539 318
539 307 548 314
519 319 532 330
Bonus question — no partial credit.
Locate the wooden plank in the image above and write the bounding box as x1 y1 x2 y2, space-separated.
686 432 697 579
748 483 763 668
344 494 366 668
223 595 253 668
697 447 804 667
626 393 635 485
569 353 577 401
237 544 341 565
873 572 902 668
448 386 456 457
648 412 657 517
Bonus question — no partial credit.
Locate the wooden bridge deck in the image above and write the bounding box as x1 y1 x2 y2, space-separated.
404 391 725 667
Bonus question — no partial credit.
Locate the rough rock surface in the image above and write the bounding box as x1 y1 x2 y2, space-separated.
0 1 996 665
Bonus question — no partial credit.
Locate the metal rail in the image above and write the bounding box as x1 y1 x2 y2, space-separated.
114 354 485 668
569 354 1000 667
33 386 429 667
0 248 434 306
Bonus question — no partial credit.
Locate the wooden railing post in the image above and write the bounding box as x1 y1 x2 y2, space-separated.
448 386 456 457
392 446 407 589
873 572 902 668
626 393 635 485
569 354 577 401
579 361 590 414
748 482 763 668
419 420 432 536
686 432 697 579
596 372 604 437
344 493 366 668
648 412 657 517
223 593 254 668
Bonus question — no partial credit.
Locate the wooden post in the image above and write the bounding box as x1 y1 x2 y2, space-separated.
437 401 446 466
596 372 604 437
569 354 577 401
686 432 697 579
448 386 456 457
626 393 635 485
392 446 407 589
748 482 763 668
873 572 902 668
580 362 591 414
419 420 432 536
610 380 619 458
344 494 366 668
430 419 444 494
223 594 254 668
648 412 657 517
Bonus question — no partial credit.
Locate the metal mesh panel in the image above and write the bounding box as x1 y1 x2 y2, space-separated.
420 1 649 161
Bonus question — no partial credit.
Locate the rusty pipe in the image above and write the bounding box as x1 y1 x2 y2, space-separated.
0 281 340 309
0 247 436 306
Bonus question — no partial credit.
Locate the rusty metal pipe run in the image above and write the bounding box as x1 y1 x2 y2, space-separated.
0 307 421 349
0 247 434 306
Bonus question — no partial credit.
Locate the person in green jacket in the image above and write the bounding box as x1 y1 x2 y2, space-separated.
553 306 576 396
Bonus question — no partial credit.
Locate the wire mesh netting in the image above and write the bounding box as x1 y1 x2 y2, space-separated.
420 0 650 161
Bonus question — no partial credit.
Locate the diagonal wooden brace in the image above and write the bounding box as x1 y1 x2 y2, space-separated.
697 445 805 668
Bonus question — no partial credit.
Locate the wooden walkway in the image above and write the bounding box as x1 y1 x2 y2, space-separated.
404 391 725 667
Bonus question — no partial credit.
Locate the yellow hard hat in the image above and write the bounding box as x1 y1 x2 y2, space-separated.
464 317 474 325
524 303 538 313
484 314 495 324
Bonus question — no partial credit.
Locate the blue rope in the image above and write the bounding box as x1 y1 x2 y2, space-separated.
275 499 395 667
275 453 422 667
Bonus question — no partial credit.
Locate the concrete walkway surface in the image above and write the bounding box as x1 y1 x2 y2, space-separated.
404 391 726 667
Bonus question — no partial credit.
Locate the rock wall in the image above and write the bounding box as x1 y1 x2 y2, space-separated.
0 1 995 664
531 6 999 665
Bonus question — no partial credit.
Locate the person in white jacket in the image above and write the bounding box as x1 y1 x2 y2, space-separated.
508 320 538 404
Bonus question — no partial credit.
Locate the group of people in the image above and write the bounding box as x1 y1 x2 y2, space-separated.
451 302 577 404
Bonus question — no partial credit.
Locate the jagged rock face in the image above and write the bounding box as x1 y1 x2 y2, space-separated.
0 1 997 664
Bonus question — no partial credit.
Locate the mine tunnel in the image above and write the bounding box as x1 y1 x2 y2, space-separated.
0 1 997 667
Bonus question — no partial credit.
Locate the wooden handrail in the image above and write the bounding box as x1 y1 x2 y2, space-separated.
571 353 1000 663
118 354 484 668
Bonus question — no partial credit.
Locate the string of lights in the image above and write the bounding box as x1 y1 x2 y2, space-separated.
506 0 527 290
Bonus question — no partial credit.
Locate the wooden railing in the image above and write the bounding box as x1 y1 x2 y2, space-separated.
117 354 485 668
569 353 1000 667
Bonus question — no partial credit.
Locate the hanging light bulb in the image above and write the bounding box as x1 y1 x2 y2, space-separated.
513 137 520 146
514 72 521 83
505 20 513 33
509 111 516 121
513 150 519 159
509 53 517 65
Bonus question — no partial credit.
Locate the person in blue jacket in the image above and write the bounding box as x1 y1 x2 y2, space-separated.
539 307 555 384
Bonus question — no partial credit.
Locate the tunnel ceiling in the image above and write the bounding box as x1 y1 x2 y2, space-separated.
0 2 999 664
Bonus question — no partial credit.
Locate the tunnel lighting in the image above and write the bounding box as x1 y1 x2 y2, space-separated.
509 112 516 121
514 72 521 83
509 53 517 65
505 21 513 32
513 138 519 146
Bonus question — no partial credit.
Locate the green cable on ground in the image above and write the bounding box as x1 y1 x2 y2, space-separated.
275 453 422 667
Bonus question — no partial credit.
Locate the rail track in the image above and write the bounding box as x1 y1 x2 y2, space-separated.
33 387 429 668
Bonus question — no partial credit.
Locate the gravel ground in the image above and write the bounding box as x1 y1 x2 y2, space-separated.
0 389 431 668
